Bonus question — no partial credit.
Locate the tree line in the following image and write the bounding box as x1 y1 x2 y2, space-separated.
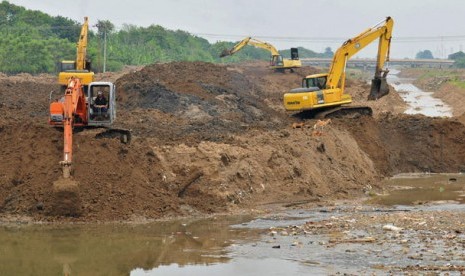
0 1 332 74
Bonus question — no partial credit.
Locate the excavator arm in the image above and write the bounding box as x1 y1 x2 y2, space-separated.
220 37 280 57
220 37 301 71
326 17 394 98
58 17 94 86
75 17 89 71
50 77 87 178
47 77 87 216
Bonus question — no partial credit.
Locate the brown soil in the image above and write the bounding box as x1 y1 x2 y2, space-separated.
0 62 464 222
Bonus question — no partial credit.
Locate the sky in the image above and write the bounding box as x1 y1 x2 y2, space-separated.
7 0 465 59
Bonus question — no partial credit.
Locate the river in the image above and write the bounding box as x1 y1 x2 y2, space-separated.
387 69 452 117
2 173 465 275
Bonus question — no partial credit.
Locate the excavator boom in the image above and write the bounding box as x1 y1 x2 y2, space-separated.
76 17 89 71
220 37 280 57
51 77 87 177
220 37 301 71
49 77 86 216
326 17 393 99
58 17 94 86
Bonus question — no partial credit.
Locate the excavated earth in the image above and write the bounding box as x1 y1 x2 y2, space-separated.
0 62 464 222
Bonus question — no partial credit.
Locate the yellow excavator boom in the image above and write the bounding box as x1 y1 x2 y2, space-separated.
220 37 280 56
220 37 301 71
58 17 94 86
75 17 89 71
326 17 393 92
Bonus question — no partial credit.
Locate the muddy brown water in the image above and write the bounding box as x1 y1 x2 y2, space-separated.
369 173 465 205
0 211 345 275
0 215 257 275
2 174 465 275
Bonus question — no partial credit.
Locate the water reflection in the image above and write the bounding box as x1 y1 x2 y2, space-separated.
0 215 257 275
133 258 315 276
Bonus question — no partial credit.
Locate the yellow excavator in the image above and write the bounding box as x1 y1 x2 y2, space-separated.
58 16 94 88
220 37 302 72
283 17 394 117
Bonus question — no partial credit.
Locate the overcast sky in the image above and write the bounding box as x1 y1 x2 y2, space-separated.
7 0 465 58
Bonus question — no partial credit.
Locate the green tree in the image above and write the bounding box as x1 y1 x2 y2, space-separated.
454 58 465 68
416 50 434 59
322 47 334 58
448 51 465 60
0 1 332 73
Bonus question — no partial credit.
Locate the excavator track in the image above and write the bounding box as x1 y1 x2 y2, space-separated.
315 105 373 119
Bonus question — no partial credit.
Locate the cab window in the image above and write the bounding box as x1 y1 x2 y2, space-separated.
304 76 327 89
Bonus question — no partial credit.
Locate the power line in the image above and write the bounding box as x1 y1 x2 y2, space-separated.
2 24 465 44
193 33 465 43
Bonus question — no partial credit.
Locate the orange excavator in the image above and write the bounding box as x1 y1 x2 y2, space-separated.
50 77 85 178
48 17 129 216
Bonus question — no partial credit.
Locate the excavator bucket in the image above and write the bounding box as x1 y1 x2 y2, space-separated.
51 177 82 217
220 49 232 58
368 77 389 100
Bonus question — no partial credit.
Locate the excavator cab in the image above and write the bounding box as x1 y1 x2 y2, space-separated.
271 55 284 67
87 82 116 126
304 74 328 90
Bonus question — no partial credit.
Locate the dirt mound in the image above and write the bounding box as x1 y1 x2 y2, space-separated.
2 114 463 222
0 122 379 221
0 123 191 221
459 113 465 125
339 113 465 175
0 77 58 123
1 61 464 222
115 62 288 143
347 81 407 116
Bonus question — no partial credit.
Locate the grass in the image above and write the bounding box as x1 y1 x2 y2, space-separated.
450 80 465 89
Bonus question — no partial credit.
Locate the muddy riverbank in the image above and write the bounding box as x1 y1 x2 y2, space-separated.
3 173 465 275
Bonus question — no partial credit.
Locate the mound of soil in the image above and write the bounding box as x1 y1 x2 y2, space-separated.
0 61 464 222
115 62 288 143
339 114 465 175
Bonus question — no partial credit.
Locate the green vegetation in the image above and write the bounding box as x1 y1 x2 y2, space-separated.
415 50 434 59
406 67 465 90
413 68 460 79
0 1 79 73
448 51 465 69
0 1 331 74
450 80 465 89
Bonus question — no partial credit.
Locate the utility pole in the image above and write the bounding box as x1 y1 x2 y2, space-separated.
103 29 107 73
